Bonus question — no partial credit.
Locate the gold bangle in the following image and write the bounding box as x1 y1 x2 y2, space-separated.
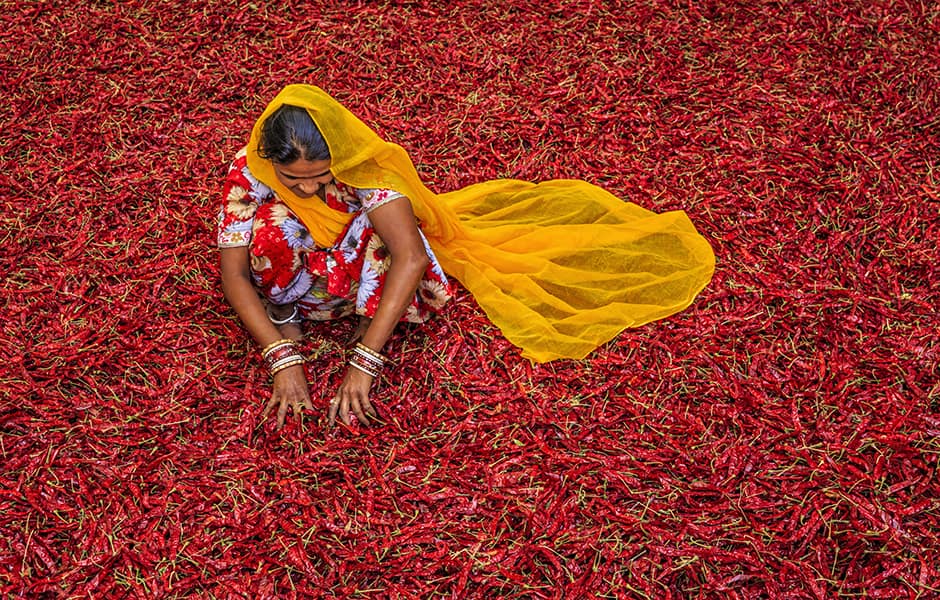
348 359 380 378
270 356 305 376
269 353 305 369
352 347 385 368
262 338 296 359
354 342 388 364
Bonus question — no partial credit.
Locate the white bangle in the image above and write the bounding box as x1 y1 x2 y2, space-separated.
267 304 299 325
348 360 379 378
270 355 305 375
352 347 385 369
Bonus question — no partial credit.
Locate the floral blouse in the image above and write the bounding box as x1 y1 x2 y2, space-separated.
217 148 452 322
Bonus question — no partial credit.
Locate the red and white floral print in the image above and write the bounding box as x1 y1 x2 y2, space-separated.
217 150 453 322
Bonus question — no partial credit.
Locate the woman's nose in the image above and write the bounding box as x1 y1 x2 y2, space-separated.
296 182 318 195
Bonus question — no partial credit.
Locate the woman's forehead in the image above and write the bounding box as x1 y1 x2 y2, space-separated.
275 158 332 178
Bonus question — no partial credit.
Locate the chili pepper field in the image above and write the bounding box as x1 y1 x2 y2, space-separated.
2 0 938 598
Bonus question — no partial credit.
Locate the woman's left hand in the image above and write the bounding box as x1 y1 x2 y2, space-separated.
328 366 379 427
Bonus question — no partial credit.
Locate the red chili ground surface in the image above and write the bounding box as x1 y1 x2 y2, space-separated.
2 1 938 598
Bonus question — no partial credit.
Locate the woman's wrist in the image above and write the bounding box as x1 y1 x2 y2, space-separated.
273 362 305 378
347 342 388 379
262 339 305 377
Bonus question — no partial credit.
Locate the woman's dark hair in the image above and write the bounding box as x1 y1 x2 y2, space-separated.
257 104 330 164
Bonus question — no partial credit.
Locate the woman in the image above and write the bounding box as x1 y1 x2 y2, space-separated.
218 85 715 430
219 105 452 429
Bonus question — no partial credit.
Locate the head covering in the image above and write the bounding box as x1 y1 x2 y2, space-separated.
246 84 715 362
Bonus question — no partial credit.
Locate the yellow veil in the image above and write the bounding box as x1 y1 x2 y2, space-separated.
246 85 715 362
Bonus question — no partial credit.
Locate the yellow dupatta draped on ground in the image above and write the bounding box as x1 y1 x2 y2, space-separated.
246 85 715 362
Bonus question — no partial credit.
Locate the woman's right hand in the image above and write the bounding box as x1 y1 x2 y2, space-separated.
261 364 313 428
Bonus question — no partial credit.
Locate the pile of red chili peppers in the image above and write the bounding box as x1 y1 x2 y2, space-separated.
2 1 937 597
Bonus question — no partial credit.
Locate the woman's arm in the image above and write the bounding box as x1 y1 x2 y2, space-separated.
220 246 313 427
329 197 430 427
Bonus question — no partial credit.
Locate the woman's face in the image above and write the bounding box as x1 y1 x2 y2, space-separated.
273 158 333 198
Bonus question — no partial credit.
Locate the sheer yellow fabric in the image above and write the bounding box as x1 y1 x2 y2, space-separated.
246 85 715 362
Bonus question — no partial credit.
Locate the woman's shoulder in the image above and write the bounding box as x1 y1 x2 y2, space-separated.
350 186 405 213
325 182 404 213
227 147 273 201
229 146 249 172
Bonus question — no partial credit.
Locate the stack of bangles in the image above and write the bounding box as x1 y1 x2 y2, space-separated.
261 339 305 376
349 342 388 378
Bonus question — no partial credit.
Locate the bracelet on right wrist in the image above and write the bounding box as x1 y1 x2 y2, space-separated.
262 339 305 377
347 342 389 379
270 355 305 376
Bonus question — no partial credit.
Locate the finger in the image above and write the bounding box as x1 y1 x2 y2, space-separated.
261 395 279 421
351 397 369 427
328 398 339 428
361 396 378 420
294 400 309 428
340 399 353 427
277 397 289 429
